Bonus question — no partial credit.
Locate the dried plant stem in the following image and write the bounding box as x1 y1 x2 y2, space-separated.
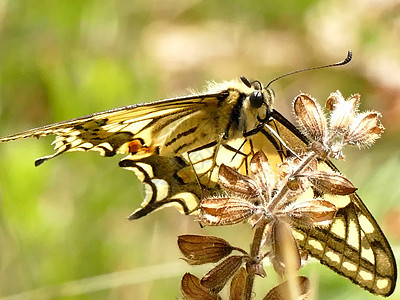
244 152 318 300
244 219 268 300
268 152 318 210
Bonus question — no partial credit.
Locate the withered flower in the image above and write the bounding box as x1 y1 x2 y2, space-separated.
345 111 384 147
230 267 247 300
263 276 311 300
294 94 327 143
199 150 340 276
307 171 357 195
181 273 221 300
293 91 384 159
327 91 359 133
178 235 236 265
269 218 301 276
200 255 247 293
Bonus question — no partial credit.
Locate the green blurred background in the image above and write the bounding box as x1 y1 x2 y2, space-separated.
0 0 400 299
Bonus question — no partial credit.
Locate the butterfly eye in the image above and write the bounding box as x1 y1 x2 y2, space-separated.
250 91 264 108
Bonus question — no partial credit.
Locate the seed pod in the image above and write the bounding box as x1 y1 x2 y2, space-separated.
345 111 384 147
328 91 359 134
201 255 245 293
230 267 247 300
250 150 275 191
308 171 357 195
218 164 258 197
199 196 258 226
294 94 327 142
263 276 310 300
271 219 301 275
287 199 337 227
181 273 221 300
178 235 236 265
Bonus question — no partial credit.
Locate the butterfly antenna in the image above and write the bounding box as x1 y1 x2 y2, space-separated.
265 51 352 89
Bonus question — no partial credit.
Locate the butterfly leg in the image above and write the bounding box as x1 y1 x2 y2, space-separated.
206 133 225 186
186 151 206 198
244 122 300 159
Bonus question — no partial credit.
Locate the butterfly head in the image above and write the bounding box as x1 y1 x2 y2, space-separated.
240 76 274 123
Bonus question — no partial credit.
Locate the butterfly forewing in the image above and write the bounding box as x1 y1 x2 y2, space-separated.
0 92 224 165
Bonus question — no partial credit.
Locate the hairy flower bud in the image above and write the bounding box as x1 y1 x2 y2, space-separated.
327 91 359 134
345 111 384 147
294 94 327 143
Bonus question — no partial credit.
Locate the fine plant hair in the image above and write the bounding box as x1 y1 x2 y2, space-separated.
178 91 384 299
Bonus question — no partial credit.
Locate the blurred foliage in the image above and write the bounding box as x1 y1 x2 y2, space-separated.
0 0 399 299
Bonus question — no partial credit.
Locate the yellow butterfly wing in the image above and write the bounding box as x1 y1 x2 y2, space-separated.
0 92 225 165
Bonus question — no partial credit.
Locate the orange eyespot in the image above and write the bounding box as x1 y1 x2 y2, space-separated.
128 139 144 154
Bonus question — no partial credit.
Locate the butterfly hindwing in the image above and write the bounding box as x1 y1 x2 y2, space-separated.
119 134 255 219
119 154 202 219
293 193 396 296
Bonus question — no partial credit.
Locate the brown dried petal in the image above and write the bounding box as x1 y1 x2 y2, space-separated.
250 150 275 191
199 196 258 226
219 164 258 197
181 273 221 300
201 255 245 293
308 171 357 195
294 94 327 142
178 235 235 265
271 219 301 276
263 276 311 300
345 111 384 147
328 91 359 133
229 267 247 300
287 199 337 227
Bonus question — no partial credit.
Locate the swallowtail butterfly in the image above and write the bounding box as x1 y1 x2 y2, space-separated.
0 52 396 296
